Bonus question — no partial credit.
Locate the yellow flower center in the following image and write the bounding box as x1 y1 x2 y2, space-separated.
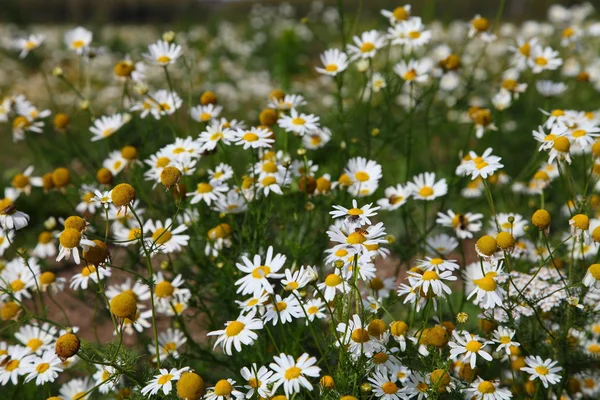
478 381 496 394
35 362 50 373
474 274 497 291
252 265 271 279
588 264 600 280
11 279 25 292
27 338 44 351
307 305 319 314
243 132 259 142
285 366 302 380
214 380 233 396
81 265 96 277
409 31 421 39
535 366 549 375
535 57 548 66
262 176 276 186
382 382 398 394
291 117 305 126
128 228 141 241
200 112 211 121
275 302 287 311
465 340 483 352
418 186 434 197
158 374 174 385
500 336 511 344
12 174 29 189
360 42 375 53
155 281 175 298
421 271 439 281
225 321 245 337
346 231 367 245
325 274 342 287
348 208 363 216
404 69 417 81
325 64 338 72
5 359 19 371
355 171 370 182
351 328 370 343
196 183 213 194
156 157 171 168
393 7 409 20
152 228 172 245
157 55 171 64
373 352 389 364
430 258 443 265
519 42 531 56
72 40 85 49
572 129 586 138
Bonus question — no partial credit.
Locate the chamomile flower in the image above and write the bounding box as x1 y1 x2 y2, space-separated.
0 345 35 385
315 49 349 76
449 331 493 369
64 27 92 54
15 323 56 355
436 210 483 239
467 267 506 310
269 353 321 397
381 6 411 25
268 94 306 111
22 350 63 385
91 190 113 209
149 328 187 362
344 157 383 192
281 266 313 292
493 326 519 356
302 127 331 150
528 45 563 74
330 200 380 228
303 298 326 322
583 264 600 288
69 264 111 290
466 378 513 400
520 356 562 388
327 221 387 256
0 228 14 256
14 34 45 58
187 180 228 205
56 228 95 264
368 367 404 400
0 198 30 231
408 268 456 297
198 124 235 152
191 104 223 123
208 310 263 355
153 272 191 307
240 364 274 399
388 17 431 48
377 184 411 211
234 127 274 150
206 379 244 400
93 364 120 394
348 30 386 61
393 59 430 85
144 40 182 66
90 114 127 142
235 246 286 296
337 314 384 357
141 367 189 397
143 219 189 254
407 172 447 201
278 109 320 136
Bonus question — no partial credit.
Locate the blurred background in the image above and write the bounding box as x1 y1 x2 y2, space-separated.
0 0 590 25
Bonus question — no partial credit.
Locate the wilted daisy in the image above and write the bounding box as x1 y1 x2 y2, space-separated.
144 39 182 66
315 49 349 76
64 26 92 54
208 310 263 355
520 356 562 388
141 367 189 397
56 228 96 264
269 353 321 396
583 264 600 288
449 331 493 369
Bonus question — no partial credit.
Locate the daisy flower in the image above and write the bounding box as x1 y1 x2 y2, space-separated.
303 298 326 322
264 294 304 325
0 228 14 256
64 27 92 54
207 310 263 355
388 17 431 48
190 104 223 123
408 268 456 297
465 378 513 400
70 264 111 290
448 330 493 369
240 364 274 399
143 40 182 66
528 45 563 74
493 326 519 356
520 356 562 388
143 219 189 254
198 123 235 152
15 323 56 355
234 246 286 296
153 272 191 306
93 364 120 394
344 157 383 192
141 367 189 397
417 256 459 272
401 372 430 400
427 234 459 255
462 149 504 180
278 109 320 137
59 377 94 400
381 6 411 25
0 345 35 385
467 267 506 309
377 184 411 211
149 328 187 362
14 34 45 58
337 314 384 358
269 353 321 397
90 190 112 209
234 127 274 150
302 127 331 149
583 263 600 288
315 49 349 76
368 367 404 400
281 266 313 292
22 350 63 385
348 30 386 61
327 221 387 256
436 210 483 239
330 200 380 228
90 114 127 142
406 172 447 201
187 180 228 205
536 80 568 97
268 94 306 111
393 59 430 85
